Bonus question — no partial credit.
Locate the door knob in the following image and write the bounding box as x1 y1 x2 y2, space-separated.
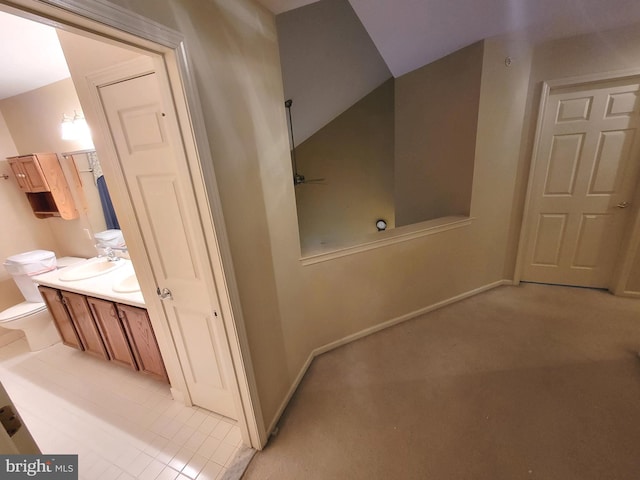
617 201 631 209
156 287 173 300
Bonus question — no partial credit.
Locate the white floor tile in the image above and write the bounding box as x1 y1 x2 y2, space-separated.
182 453 209 479
156 441 184 465
210 442 236 467
196 436 222 459
96 464 124 480
0 339 242 480
168 446 195 472
143 434 170 458
184 430 208 452
173 424 197 446
185 410 208 429
137 458 167 480
197 416 220 435
210 421 232 440
196 461 222 480
125 451 154 477
156 466 181 480
222 426 242 447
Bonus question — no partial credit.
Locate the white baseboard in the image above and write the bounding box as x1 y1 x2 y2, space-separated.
617 290 640 298
267 352 314 435
267 279 510 436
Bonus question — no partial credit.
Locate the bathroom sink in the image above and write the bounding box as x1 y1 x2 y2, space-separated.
112 274 140 293
59 258 125 281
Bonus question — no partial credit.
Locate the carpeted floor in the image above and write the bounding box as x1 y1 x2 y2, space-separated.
242 283 640 480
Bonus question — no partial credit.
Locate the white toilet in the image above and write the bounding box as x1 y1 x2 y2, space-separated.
0 250 60 351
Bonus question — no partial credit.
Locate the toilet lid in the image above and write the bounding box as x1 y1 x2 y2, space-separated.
0 302 47 322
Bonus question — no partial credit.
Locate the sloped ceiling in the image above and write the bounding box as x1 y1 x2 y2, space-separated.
0 11 70 100
256 0 640 77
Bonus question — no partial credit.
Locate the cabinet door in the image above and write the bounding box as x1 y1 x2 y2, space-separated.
7 159 30 192
87 297 137 370
38 286 83 350
19 156 49 192
60 291 109 360
117 305 168 382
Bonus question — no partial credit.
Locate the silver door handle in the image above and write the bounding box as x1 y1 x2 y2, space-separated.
156 287 173 300
617 201 631 209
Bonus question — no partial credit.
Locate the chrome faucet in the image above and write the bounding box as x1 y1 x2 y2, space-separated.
96 245 121 262
107 247 120 262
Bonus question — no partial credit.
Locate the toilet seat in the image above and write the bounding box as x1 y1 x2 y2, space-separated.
0 302 47 322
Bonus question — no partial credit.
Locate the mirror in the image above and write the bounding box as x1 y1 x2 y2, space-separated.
61 150 122 242
277 0 479 254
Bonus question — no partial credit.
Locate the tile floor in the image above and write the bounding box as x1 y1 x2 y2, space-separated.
0 338 243 479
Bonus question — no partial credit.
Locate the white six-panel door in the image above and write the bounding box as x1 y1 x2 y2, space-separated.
521 77 640 288
98 72 236 418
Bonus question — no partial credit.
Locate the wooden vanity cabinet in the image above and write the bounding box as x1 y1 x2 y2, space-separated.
60 291 109 360
87 297 137 370
7 153 78 220
38 285 168 383
38 286 83 351
117 304 168 382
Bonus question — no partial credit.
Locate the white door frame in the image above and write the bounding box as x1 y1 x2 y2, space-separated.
515 68 640 297
1 0 266 447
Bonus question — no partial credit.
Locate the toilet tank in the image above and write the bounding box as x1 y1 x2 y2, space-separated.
3 250 57 303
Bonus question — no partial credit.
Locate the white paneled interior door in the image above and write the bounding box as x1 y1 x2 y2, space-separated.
98 72 236 418
521 76 640 288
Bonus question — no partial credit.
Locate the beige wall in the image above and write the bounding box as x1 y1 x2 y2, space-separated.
0 78 103 258
0 108 57 309
295 79 395 252
394 41 483 226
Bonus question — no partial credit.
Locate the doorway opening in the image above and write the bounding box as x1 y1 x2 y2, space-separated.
0 0 260 451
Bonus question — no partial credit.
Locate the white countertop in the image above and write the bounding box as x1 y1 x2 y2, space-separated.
33 257 146 308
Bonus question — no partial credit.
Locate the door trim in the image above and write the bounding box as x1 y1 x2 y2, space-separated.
2 0 265 447
515 68 640 295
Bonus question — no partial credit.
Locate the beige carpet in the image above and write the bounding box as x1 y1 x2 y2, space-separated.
242 283 640 480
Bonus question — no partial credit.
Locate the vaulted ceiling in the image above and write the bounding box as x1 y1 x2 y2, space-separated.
0 10 69 100
256 0 640 77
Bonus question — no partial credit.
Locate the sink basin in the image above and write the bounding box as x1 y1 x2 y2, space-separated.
112 274 140 293
59 258 125 281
